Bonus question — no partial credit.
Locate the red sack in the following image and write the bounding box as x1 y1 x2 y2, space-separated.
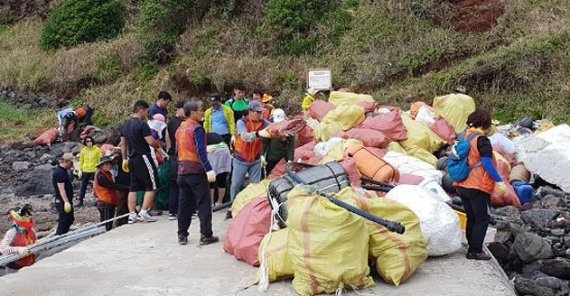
362 107 408 141
80 126 99 140
308 100 336 121
295 125 314 148
294 141 317 162
490 153 521 208
34 128 59 146
339 158 362 188
223 197 272 266
266 118 307 138
267 159 287 180
397 174 424 185
336 128 389 148
366 147 387 158
100 144 115 156
430 117 456 145
358 101 377 113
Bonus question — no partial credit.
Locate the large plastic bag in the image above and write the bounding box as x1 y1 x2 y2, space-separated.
431 117 457 145
287 186 374 295
490 152 521 208
295 125 314 148
315 137 362 160
432 93 476 133
362 107 408 141
400 113 445 154
308 100 336 122
328 91 375 106
349 189 428 286
383 151 443 183
257 228 294 284
336 128 390 148
386 185 462 256
387 142 407 154
231 180 271 216
345 144 400 184
224 197 272 266
314 105 365 141
489 133 516 155
34 128 59 146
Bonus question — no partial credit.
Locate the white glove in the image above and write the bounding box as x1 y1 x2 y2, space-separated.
206 170 216 183
260 155 267 167
230 135 236 146
496 181 507 197
206 145 215 153
77 170 83 179
17 247 31 257
257 129 271 138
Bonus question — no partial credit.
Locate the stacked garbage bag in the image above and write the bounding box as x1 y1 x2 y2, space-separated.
222 90 570 295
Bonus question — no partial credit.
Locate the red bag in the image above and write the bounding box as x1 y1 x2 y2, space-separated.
490 153 521 208
267 159 287 180
397 174 424 185
362 107 408 141
34 128 59 146
336 128 389 148
294 141 317 162
100 144 115 156
308 100 336 121
339 158 362 188
430 117 456 145
295 125 314 148
223 197 272 266
358 101 377 113
366 147 387 158
266 118 307 138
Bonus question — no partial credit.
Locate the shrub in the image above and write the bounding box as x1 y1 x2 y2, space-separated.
40 0 125 51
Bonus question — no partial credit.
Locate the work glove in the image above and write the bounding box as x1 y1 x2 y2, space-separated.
257 129 271 138
206 170 216 183
64 202 72 214
230 135 236 146
496 182 507 197
260 155 267 167
77 170 83 179
17 247 31 257
122 159 130 173
207 145 215 154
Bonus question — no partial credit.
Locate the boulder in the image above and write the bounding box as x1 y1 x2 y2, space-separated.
550 229 565 237
493 205 522 220
35 164 54 171
39 153 55 163
521 209 559 230
540 259 570 280
534 276 563 290
14 169 55 196
487 242 510 261
12 161 30 172
513 232 553 263
541 195 566 209
514 277 555 296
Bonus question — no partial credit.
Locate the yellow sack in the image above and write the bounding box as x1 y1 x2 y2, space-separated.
328 91 375 106
314 105 365 141
257 228 294 283
320 138 363 162
387 142 407 154
351 191 428 286
287 186 374 296
400 113 445 154
433 93 476 133
407 147 438 167
231 179 270 216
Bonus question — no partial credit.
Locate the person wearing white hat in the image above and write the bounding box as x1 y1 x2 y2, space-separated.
262 108 295 175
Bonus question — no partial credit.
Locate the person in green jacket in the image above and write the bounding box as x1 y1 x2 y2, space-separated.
225 83 249 122
262 109 295 175
78 136 101 206
204 94 236 146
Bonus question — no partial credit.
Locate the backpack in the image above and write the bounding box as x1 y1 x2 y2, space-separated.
447 133 480 182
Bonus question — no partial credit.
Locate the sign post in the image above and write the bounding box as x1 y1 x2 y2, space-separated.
307 68 332 91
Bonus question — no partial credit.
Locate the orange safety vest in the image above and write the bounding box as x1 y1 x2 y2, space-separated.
94 170 119 206
234 117 265 163
455 131 497 194
8 213 37 269
176 119 203 164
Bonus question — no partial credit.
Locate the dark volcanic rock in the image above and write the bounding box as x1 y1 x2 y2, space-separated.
513 232 553 263
521 209 559 230
14 169 55 196
534 276 563 290
514 277 555 296
540 259 570 280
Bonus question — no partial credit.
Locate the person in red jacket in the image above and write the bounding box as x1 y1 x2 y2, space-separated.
0 204 37 271
455 109 507 261
94 156 130 231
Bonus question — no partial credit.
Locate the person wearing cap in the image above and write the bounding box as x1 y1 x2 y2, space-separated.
75 104 94 126
262 108 295 175
204 94 236 147
77 136 101 207
53 153 75 235
228 100 272 217
94 156 130 231
148 91 172 119
225 83 249 122
261 94 274 121
0 204 36 272
175 100 219 246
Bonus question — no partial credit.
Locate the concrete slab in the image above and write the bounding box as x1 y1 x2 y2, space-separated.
0 211 514 296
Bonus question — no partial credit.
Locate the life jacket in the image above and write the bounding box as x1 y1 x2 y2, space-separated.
8 211 37 269
455 131 497 194
234 117 265 163
94 170 120 206
176 119 203 164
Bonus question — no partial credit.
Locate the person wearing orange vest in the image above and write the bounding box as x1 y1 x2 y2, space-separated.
94 156 130 231
228 101 272 218
0 204 37 271
175 100 219 246
455 109 506 261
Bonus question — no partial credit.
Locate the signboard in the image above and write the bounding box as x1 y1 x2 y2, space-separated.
307 68 332 91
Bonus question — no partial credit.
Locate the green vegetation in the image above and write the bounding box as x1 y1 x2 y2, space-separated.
40 0 125 51
0 99 54 143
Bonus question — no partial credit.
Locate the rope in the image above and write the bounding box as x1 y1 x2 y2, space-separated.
258 202 280 292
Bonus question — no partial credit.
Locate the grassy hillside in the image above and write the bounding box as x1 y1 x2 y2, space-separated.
0 0 569 143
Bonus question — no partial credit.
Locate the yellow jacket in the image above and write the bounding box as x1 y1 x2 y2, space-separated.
79 145 101 173
204 105 236 135
301 94 315 112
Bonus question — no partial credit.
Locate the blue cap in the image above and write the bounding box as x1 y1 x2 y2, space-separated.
248 100 264 112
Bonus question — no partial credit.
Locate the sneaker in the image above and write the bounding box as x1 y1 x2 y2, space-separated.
178 235 188 245
225 211 232 220
199 235 219 246
168 214 177 220
137 211 157 223
128 213 138 224
466 252 492 261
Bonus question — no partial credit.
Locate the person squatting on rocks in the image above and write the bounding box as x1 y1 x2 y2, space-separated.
175 100 219 246
53 153 75 235
227 101 272 219
120 100 161 224
94 156 130 231
455 108 507 261
77 136 101 207
166 99 187 221
57 105 94 140
0 204 37 273
262 108 295 175
204 94 236 148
